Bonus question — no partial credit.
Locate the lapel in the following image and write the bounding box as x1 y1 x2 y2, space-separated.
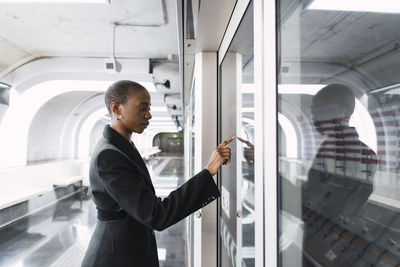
103 125 154 192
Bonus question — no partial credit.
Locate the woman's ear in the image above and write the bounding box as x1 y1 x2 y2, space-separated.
110 102 120 118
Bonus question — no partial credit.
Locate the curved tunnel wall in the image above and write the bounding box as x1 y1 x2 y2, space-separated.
0 80 114 167
0 57 156 168
89 118 108 157
27 91 100 163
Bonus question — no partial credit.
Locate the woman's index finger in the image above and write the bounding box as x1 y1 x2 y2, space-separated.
219 137 235 148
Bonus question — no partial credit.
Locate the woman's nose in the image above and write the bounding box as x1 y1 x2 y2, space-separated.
146 111 152 119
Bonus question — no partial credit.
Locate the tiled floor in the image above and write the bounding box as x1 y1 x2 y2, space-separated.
0 155 187 267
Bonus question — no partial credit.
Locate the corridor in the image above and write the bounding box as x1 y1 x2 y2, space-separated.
0 156 186 267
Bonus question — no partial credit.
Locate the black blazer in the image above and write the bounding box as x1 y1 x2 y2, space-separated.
81 125 220 267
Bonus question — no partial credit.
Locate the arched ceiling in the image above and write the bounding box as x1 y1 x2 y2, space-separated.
0 0 184 128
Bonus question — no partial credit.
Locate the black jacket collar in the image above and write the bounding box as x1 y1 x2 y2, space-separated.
102 125 155 192
102 125 146 171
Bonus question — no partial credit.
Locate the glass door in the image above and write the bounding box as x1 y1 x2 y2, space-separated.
219 1 255 266
278 0 400 266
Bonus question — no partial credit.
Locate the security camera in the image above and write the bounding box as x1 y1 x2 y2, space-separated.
154 80 170 90
104 58 121 72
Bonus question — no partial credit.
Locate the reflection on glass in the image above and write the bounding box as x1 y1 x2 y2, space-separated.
238 137 254 165
219 2 254 267
188 81 196 267
278 1 400 266
303 85 377 266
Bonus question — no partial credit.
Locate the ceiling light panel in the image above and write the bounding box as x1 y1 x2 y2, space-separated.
308 0 400 14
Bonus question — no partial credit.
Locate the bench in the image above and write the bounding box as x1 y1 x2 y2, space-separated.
0 175 84 212
0 187 50 211
0 160 87 227
53 175 83 187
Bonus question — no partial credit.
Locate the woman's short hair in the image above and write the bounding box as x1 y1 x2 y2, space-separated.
105 80 147 114
312 84 355 118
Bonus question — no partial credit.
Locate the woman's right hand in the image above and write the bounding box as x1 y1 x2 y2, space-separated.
206 137 235 176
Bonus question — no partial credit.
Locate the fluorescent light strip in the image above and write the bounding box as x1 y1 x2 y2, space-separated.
151 117 174 121
0 0 107 3
278 84 326 95
241 83 255 93
242 107 255 112
149 122 176 126
150 106 168 112
309 0 400 14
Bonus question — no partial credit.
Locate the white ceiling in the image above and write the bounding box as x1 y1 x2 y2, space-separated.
183 0 237 105
0 0 183 127
0 0 178 73
280 6 400 90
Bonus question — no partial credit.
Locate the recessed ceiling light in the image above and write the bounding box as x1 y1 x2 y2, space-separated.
308 0 400 14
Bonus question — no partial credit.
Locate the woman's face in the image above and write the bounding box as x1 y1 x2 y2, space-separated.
119 89 152 134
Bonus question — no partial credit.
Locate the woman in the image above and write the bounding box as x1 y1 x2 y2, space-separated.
81 80 233 267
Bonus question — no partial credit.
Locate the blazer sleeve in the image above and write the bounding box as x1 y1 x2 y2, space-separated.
96 149 220 231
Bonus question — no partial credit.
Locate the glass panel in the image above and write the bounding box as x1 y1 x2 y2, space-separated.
219 2 254 267
188 80 196 267
278 1 400 266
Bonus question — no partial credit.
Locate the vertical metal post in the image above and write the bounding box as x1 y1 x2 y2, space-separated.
254 0 266 266
258 0 278 266
194 52 218 267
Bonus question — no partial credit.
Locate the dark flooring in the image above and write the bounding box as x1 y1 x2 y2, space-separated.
0 155 187 267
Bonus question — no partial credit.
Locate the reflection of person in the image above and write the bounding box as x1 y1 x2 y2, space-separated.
238 137 254 164
81 80 234 267
302 84 377 265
